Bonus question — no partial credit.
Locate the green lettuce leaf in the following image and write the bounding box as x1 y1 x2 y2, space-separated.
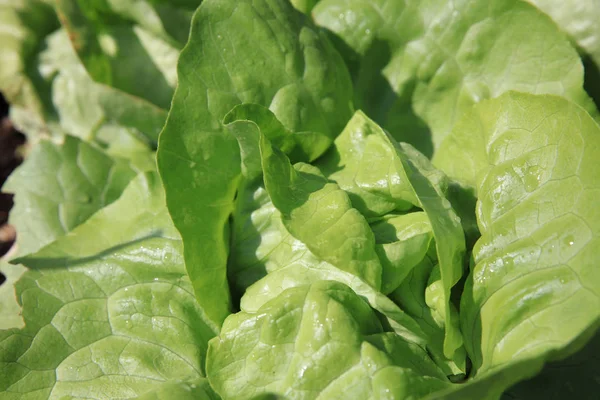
2 135 137 258
371 212 433 294
2 0 181 147
134 378 220 400
157 0 353 327
39 28 166 149
223 113 463 375
0 261 27 330
523 0 600 68
53 0 190 109
227 181 312 296
437 92 600 389
317 111 465 362
313 0 597 153
0 173 217 399
207 281 450 400
0 0 58 129
259 133 382 289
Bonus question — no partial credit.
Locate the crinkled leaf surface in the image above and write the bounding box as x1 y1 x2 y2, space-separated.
371 212 433 295
157 0 353 327
260 134 383 290
0 173 217 399
313 0 597 153
317 111 465 361
226 178 427 346
238 243 427 346
0 261 27 330
2 135 136 258
437 93 600 381
207 281 450 400
315 111 418 218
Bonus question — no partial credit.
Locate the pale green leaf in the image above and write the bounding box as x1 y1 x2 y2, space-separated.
313 0 597 153
524 0 600 67
259 133 383 289
437 92 600 380
3 135 137 258
0 0 58 126
0 173 217 399
207 281 449 400
0 261 27 330
134 378 220 400
318 111 465 361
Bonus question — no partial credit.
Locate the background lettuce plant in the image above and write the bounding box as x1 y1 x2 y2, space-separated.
0 0 599 399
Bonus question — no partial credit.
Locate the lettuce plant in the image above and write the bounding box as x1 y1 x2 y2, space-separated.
1 0 599 399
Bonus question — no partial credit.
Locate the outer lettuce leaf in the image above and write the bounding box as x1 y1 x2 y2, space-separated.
0 261 27 330
0 0 178 147
0 173 217 399
134 378 220 400
313 0 597 153
78 0 199 47
39 28 166 149
523 0 600 68
2 135 136 258
437 92 600 388
158 0 353 327
53 0 191 110
207 281 450 400
0 0 58 130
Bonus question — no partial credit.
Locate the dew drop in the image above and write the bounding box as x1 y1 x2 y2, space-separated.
563 234 575 247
